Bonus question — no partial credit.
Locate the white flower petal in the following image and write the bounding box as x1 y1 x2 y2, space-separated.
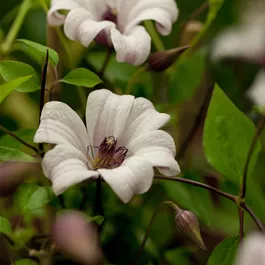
127 130 180 176
34 101 88 154
86 89 134 147
121 0 178 35
42 144 98 195
211 24 265 63
48 0 107 26
111 26 151 65
119 97 170 145
247 70 265 108
64 7 115 47
98 156 154 203
235 233 265 265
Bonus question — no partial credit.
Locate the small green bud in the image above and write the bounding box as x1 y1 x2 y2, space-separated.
175 210 206 250
148 46 189 72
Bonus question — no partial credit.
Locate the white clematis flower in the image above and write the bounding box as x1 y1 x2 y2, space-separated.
211 0 265 108
235 233 265 265
34 89 180 203
47 0 179 65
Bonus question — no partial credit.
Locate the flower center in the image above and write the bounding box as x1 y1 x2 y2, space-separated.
90 136 127 170
102 7 118 24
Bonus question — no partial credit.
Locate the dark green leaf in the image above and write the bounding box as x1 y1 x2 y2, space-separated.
12 259 38 265
0 216 12 238
0 76 33 102
169 49 206 104
207 237 239 265
0 146 40 163
60 68 102 87
0 61 39 92
203 84 261 182
16 39 59 67
15 183 53 212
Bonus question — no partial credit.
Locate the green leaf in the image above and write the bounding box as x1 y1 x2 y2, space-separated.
169 49 206 104
12 228 35 247
203 85 261 182
207 237 239 265
15 183 53 212
60 68 102 87
0 76 33 102
0 61 39 92
0 146 40 163
0 216 12 238
88 215 104 225
0 129 36 150
12 259 38 265
16 39 59 67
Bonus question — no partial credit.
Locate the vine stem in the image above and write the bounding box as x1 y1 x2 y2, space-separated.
0 125 40 155
240 115 265 199
126 67 147 94
154 175 265 232
1 0 32 54
176 84 214 160
38 51 49 155
133 201 178 265
237 114 265 240
154 175 236 202
94 178 104 230
98 48 112 77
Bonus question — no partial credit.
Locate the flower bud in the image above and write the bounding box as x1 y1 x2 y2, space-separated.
52 210 103 265
175 210 206 250
148 46 189 72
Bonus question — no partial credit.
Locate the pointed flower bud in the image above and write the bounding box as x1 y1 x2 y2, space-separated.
52 210 103 265
175 210 206 250
148 46 190 72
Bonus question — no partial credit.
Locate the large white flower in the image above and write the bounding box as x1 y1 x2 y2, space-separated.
34 89 180 203
47 0 179 65
235 233 265 265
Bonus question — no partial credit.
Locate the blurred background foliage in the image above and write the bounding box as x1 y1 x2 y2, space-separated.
0 0 265 265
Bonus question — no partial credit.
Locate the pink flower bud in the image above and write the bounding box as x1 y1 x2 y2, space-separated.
148 46 189 72
52 210 103 265
175 210 206 250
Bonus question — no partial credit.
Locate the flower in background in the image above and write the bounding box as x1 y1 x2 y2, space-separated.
34 89 180 203
47 0 178 65
235 233 265 265
211 0 265 109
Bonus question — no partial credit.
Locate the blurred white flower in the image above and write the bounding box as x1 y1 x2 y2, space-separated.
211 0 265 108
235 233 265 265
247 70 265 109
34 89 180 203
48 0 179 65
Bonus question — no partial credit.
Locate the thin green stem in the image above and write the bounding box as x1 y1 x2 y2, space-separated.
1 0 32 54
126 67 147 94
98 48 112 77
0 125 40 155
133 201 178 265
77 86 87 113
144 21 165 51
240 115 265 199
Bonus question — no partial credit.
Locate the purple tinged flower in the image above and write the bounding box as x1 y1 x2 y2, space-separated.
47 0 179 65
